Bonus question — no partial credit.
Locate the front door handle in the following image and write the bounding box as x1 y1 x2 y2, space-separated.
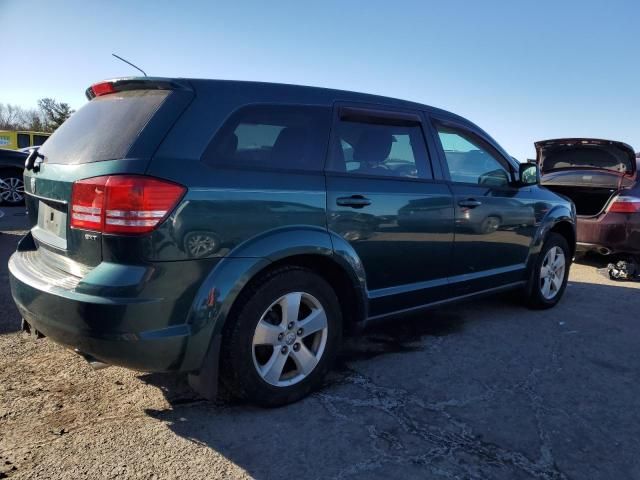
458 199 482 208
336 195 372 209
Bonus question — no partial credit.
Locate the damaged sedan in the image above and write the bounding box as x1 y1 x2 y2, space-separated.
537 138 640 257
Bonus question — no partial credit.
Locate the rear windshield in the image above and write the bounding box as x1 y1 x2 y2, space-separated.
39 90 170 164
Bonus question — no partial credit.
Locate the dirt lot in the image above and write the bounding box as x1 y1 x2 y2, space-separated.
1 211 640 479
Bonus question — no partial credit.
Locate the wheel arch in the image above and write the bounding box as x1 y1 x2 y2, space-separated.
549 221 576 258
227 252 368 336
530 205 576 257
183 226 368 397
525 205 576 285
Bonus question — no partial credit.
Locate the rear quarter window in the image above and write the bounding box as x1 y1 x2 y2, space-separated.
202 104 331 172
39 90 170 164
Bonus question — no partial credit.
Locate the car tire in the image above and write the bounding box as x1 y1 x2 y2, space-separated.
524 232 571 309
220 266 342 407
0 170 25 206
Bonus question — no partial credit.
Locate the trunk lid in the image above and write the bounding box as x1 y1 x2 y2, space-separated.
23 78 193 275
537 138 636 179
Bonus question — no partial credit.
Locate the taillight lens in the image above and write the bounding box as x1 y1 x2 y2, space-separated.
70 177 107 231
71 175 185 234
608 195 640 213
90 81 116 97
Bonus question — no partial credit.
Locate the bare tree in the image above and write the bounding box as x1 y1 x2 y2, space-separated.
0 103 25 130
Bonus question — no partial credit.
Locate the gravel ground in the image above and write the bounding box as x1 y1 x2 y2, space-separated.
1 219 640 479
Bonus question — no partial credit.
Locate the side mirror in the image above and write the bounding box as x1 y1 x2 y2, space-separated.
518 162 539 186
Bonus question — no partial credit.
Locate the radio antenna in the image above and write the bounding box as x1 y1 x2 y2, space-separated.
111 53 147 77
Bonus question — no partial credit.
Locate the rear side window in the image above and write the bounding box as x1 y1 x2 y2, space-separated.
203 105 331 172
328 117 432 179
39 90 170 164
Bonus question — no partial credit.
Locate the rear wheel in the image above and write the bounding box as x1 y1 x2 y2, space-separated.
0 170 25 205
220 266 342 407
524 233 571 309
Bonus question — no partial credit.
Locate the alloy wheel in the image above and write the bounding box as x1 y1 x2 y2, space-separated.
252 291 328 387
540 246 566 300
0 177 25 204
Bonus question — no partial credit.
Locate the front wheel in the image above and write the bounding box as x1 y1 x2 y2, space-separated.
524 233 571 309
220 266 342 407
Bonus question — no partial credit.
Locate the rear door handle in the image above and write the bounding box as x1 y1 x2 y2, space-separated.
458 199 482 208
336 195 371 209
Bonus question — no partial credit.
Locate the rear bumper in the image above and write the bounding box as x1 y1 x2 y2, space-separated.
8 248 210 372
576 212 640 255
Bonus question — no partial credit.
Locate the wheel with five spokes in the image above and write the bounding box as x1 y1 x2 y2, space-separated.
220 266 342 406
524 232 571 309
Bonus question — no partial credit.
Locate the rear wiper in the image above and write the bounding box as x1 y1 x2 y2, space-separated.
25 148 44 172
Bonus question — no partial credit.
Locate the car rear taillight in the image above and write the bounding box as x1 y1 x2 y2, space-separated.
71 176 185 234
608 195 640 213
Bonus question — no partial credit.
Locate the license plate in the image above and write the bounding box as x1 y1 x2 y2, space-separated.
38 201 67 240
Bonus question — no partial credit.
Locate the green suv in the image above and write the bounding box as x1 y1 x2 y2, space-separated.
9 78 576 406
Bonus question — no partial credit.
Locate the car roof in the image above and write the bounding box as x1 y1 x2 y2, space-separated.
103 76 473 124
192 78 463 116
100 77 512 164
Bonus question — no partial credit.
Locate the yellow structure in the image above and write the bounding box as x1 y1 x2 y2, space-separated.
0 130 50 150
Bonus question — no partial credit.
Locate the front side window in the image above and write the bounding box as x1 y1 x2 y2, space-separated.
435 124 511 187
329 117 431 179
203 105 331 172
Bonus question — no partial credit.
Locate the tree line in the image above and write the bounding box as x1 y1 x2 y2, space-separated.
0 99 74 133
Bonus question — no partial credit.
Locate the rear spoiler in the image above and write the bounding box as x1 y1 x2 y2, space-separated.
85 77 192 100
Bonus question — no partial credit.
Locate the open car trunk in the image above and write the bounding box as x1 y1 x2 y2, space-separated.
537 138 637 217
541 184 618 216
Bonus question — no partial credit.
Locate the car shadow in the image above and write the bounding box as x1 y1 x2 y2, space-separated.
138 279 640 479
574 251 637 268
138 305 481 477
574 252 612 268
141 308 467 404
0 232 23 334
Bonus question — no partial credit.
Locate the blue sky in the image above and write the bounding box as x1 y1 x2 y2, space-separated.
1 0 638 160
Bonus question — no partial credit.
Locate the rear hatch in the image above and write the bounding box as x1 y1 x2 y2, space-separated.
537 138 637 216
23 78 193 275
